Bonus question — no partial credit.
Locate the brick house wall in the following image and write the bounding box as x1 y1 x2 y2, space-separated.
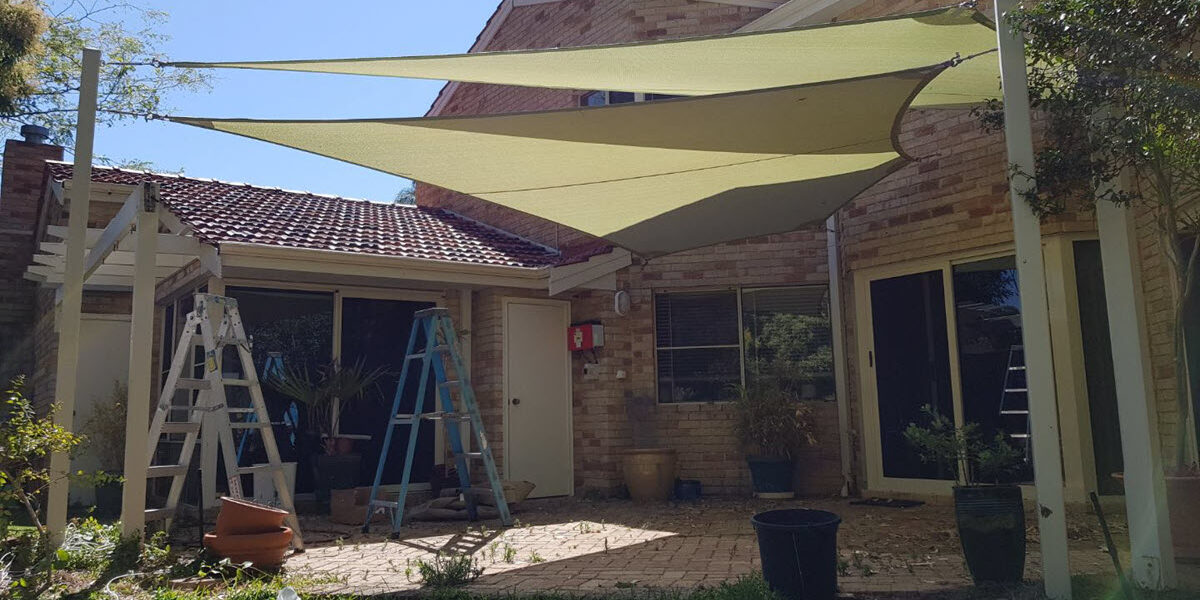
417 0 852 497
0 139 62 383
415 0 1192 497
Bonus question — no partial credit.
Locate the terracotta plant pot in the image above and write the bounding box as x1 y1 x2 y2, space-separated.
203 527 293 569
621 448 677 501
215 496 289 536
1166 474 1200 562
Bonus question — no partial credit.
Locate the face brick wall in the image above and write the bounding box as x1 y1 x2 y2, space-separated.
0 140 63 383
417 1 856 496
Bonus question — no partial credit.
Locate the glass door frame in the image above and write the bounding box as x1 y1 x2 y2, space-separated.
222 279 452 475
853 237 1099 498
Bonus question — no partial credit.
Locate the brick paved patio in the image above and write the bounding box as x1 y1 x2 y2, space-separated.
281 496 1159 597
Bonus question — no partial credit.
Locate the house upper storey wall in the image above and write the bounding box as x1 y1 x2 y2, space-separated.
416 0 774 252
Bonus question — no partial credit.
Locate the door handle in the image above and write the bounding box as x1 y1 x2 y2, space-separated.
511 398 521 406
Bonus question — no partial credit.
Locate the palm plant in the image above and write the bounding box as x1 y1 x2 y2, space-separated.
267 359 387 454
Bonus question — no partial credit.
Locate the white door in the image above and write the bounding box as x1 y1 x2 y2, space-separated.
72 316 132 503
504 299 572 497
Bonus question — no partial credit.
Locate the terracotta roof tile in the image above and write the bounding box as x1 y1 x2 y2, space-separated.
47 162 563 269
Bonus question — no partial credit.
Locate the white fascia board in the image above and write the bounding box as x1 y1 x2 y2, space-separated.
548 248 632 296
738 0 867 32
217 242 551 290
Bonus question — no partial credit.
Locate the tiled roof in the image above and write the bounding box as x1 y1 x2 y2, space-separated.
46 162 564 269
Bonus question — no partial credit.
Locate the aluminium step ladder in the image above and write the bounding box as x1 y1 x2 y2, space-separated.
145 293 304 549
998 344 1032 461
362 307 512 535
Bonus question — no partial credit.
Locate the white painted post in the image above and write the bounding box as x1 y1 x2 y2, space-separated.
47 47 101 543
994 2 1072 598
120 183 160 537
1095 199 1176 588
825 215 853 496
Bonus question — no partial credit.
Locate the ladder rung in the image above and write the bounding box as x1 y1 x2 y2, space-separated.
176 378 211 390
393 414 420 423
370 499 399 510
430 412 471 422
237 464 276 475
459 451 485 460
1008 366 1026 371
1010 433 1031 439
230 421 268 429
407 345 450 361
1000 410 1030 415
147 465 189 478
227 407 256 414
161 422 202 434
223 378 253 387
1004 388 1028 393
438 380 461 389
145 507 175 522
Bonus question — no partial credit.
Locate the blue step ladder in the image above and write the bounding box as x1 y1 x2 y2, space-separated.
362 307 512 534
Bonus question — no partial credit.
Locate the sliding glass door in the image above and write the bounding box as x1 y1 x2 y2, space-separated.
338 297 437 487
869 270 955 480
863 254 1041 488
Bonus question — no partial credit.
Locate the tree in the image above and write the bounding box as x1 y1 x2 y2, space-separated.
394 182 417 205
989 0 1200 469
0 1 208 156
0 376 85 534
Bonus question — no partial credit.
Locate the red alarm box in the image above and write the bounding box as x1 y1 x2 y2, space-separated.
567 323 604 351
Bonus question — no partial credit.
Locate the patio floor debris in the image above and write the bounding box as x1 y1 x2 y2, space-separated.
273 496 1168 597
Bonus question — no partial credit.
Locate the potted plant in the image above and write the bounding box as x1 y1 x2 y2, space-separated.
268 359 386 501
80 381 128 518
732 384 816 499
904 406 1026 583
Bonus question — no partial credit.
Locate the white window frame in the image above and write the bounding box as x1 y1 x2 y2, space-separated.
653 284 831 404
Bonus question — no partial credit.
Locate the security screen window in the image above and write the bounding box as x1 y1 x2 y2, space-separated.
655 285 835 403
655 290 741 403
741 286 834 400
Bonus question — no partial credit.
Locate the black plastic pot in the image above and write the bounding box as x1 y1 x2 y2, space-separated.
94 479 123 518
953 485 1026 583
748 457 795 498
314 453 361 503
752 509 841 600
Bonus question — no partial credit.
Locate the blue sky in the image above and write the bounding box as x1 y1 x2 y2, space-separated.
95 2 499 202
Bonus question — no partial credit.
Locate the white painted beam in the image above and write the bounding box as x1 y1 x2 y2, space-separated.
1096 199 1176 588
995 2 1071 597
28 264 179 280
548 248 632 296
33 251 194 269
47 47 100 543
44 228 202 255
83 186 143 281
121 184 160 536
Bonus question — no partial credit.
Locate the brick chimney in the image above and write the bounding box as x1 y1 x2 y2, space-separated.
0 126 63 382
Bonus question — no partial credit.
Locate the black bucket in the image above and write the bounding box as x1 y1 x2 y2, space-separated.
751 509 841 600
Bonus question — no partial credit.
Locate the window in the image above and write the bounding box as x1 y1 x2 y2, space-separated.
579 91 681 107
742 286 834 399
654 286 833 403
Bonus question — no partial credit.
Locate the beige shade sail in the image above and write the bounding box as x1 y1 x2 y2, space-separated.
170 66 943 257
168 6 998 109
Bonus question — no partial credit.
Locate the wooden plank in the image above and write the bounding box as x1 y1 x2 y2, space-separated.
47 47 100 544
83 186 142 281
995 3 1070 597
120 193 159 536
